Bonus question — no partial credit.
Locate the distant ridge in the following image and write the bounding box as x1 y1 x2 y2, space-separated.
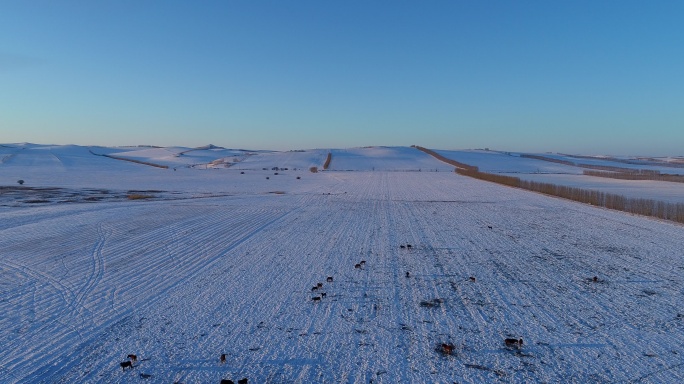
194 144 225 150
177 144 226 156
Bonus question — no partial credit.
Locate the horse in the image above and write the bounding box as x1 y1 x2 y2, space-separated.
504 338 523 349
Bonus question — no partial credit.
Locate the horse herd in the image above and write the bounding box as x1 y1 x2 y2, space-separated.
118 238 527 382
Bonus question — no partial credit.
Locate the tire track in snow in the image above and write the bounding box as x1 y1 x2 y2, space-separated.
152 176 401 383
72 222 109 320
90 199 324 383
33 202 296 382
0 259 86 376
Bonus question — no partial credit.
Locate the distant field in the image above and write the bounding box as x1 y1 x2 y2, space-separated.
435 149 684 204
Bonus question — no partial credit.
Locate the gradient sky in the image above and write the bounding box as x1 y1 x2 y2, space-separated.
1 1 683 155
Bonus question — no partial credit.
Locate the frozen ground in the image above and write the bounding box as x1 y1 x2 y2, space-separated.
1 145 684 383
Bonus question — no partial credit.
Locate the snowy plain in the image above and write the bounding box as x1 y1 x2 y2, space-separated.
1 144 684 383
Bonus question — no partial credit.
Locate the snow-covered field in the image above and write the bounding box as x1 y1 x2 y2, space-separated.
1 144 684 383
436 149 684 204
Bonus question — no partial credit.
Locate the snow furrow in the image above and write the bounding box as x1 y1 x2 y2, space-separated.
2 171 684 383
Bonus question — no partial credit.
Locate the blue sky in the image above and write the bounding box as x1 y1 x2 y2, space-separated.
1 1 682 155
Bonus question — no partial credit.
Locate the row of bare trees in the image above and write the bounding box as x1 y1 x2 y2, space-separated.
521 153 684 183
583 170 684 183
323 152 332 170
560 153 684 169
412 145 478 171
455 168 684 224
520 154 637 172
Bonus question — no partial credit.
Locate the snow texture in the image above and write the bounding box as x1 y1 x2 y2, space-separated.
1 144 683 383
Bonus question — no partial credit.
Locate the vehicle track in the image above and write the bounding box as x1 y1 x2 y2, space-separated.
73 222 109 315
31 202 297 382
